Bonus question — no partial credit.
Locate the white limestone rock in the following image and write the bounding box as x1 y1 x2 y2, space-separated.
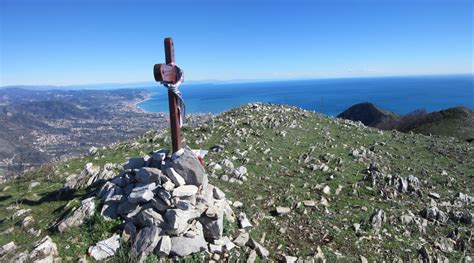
88 234 120 260
29 236 58 260
128 183 156 204
275 206 291 216
213 187 226 200
233 232 249 247
238 212 252 229
154 235 171 257
58 197 95 232
370 209 385 233
249 239 269 258
165 167 186 187
0 241 16 256
172 185 199 197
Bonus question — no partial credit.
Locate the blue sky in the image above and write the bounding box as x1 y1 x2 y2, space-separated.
1 0 472 86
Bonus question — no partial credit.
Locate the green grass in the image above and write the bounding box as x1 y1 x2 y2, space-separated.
0 103 472 261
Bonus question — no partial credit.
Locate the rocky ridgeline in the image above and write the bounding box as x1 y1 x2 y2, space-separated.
51 147 247 261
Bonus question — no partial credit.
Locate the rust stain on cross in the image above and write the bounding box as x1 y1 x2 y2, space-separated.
153 37 182 153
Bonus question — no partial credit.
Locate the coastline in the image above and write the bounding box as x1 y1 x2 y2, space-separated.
134 95 150 112
132 92 156 113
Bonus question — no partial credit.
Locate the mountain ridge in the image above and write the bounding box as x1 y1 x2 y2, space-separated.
337 102 474 142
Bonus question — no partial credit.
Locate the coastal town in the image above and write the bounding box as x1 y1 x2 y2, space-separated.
0 88 211 181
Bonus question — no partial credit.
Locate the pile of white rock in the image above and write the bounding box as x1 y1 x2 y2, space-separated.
207 157 248 184
88 148 236 261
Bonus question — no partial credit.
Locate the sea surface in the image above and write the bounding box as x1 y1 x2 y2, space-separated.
138 75 473 116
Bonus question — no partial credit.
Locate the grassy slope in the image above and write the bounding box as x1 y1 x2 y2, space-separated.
0 103 472 262
410 107 474 142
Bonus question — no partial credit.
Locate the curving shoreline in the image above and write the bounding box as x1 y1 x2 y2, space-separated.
133 95 150 112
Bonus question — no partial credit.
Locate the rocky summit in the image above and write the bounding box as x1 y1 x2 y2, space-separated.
60 147 247 261
0 103 472 262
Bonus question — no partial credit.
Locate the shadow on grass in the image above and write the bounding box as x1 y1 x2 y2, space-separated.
0 195 12 202
19 188 79 206
19 179 105 207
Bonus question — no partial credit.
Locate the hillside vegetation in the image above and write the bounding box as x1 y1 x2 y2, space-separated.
405 107 474 142
0 103 472 262
337 102 474 142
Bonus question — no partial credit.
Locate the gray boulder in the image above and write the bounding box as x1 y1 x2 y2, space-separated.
199 215 223 241
170 231 207 256
164 209 201 235
132 226 161 260
123 157 146 170
149 198 170 212
137 208 165 227
101 201 119 219
135 167 162 184
162 180 175 191
64 163 100 190
435 237 454 253
122 221 137 241
149 150 169 168
247 250 257 263
98 181 120 201
117 200 138 215
171 148 208 186
407 175 420 192
455 192 474 204
118 202 142 221
156 188 172 206
58 197 95 232
421 207 448 222
199 202 225 240
276 206 291 216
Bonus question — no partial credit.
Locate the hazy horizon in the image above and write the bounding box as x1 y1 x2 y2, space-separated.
1 72 473 90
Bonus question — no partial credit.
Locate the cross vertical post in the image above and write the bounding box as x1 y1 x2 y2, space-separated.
165 38 182 153
154 37 182 153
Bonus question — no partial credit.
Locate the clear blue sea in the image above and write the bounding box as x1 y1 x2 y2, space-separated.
138 75 473 116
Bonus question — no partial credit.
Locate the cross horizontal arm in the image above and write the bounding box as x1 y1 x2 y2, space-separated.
153 64 179 83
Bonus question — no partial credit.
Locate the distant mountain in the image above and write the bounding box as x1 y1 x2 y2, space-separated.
336 102 400 127
338 103 474 142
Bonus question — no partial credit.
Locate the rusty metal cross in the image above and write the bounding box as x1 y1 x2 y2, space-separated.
153 37 182 153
